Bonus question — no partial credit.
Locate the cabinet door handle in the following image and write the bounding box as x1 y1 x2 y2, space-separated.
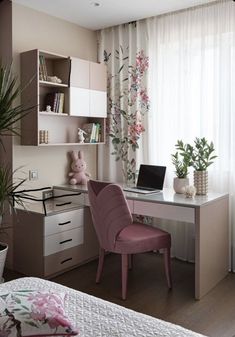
60 258 72 264
56 202 72 207
58 221 71 226
59 238 72 245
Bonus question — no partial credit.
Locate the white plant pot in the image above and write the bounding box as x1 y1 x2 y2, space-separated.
173 177 189 194
194 170 208 195
0 216 8 283
0 242 8 283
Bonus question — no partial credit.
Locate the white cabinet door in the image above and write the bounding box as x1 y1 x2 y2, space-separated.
70 87 90 116
70 57 89 88
90 90 107 117
90 62 107 91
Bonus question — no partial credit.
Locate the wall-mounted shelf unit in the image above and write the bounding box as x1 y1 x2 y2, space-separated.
20 49 107 146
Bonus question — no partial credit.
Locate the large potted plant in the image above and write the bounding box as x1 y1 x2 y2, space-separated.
0 63 30 280
176 137 217 195
171 151 190 194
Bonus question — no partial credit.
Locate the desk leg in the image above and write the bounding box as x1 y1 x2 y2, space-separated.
195 196 229 299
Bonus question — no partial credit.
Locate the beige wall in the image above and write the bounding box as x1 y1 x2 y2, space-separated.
0 0 13 168
12 3 98 189
0 0 14 269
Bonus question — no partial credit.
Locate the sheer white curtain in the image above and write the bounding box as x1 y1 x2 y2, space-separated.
98 0 235 266
145 0 235 265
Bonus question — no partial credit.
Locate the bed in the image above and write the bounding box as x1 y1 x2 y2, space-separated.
0 277 206 337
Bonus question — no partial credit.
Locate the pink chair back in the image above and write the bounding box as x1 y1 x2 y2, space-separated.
88 180 133 251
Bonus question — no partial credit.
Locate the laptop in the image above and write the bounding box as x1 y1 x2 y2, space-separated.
123 164 166 194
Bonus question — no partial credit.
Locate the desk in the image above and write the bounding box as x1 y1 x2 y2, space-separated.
54 185 229 300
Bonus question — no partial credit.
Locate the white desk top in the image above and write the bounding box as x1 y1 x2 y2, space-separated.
53 184 229 208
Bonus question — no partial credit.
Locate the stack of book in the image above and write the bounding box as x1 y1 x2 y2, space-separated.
44 92 65 113
82 123 101 143
39 55 48 81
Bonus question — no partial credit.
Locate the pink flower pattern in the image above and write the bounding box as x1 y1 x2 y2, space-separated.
104 47 150 183
0 290 77 336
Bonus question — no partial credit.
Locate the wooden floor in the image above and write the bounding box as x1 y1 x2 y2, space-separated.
5 253 235 337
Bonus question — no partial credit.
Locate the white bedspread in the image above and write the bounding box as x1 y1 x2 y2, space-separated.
0 277 206 337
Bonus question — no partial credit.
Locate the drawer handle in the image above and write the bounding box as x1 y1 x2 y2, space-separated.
56 202 72 207
61 258 72 264
60 239 72 245
58 221 71 226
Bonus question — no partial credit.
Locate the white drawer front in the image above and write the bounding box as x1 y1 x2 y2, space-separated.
44 227 84 256
134 201 195 223
44 209 84 236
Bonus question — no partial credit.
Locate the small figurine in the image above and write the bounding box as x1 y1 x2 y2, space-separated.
182 185 197 198
68 150 90 185
47 75 62 84
46 105 52 113
77 128 87 143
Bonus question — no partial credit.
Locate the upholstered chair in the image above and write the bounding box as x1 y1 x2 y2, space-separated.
87 180 172 300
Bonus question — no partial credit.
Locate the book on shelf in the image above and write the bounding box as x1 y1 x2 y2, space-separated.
44 92 65 113
58 93 65 114
82 123 101 143
39 55 48 81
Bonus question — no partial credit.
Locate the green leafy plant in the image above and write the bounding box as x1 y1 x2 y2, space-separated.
0 64 31 140
171 151 189 178
0 63 31 218
175 137 217 171
0 166 26 216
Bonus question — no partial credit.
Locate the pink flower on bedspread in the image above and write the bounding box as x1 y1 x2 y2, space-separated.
28 292 71 328
47 314 72 329
0 290 78 336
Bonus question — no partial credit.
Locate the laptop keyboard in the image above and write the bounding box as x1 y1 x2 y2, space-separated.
136 186 156 191
123 186 161 194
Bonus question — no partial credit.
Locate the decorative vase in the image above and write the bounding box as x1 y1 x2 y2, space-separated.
173 177 189 194
193 170 208 195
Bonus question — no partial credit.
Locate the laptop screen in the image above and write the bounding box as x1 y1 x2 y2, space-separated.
137 165 166 190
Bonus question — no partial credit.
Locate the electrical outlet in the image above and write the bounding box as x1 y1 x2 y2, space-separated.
29 170 38 181
42 189 53 200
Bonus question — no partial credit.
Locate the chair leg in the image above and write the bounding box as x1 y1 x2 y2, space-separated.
96 247 105 284
121 254 128 300
164 247 172 289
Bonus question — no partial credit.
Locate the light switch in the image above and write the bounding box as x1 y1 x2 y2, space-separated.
29 170 38 181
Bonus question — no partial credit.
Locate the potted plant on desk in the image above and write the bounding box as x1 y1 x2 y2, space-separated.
171 150 190 194
176 137 217 195
0 63 31 280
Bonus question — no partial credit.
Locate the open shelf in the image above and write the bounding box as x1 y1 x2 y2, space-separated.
20 49 107 146
39 111 69 116
38 142 105 146
39 80 68 88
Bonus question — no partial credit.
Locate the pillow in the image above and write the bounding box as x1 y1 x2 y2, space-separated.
0 289 78 336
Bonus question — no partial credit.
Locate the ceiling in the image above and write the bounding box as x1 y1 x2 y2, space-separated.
12 0 216 30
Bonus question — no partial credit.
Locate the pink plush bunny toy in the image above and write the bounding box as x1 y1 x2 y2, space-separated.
68 150 90 185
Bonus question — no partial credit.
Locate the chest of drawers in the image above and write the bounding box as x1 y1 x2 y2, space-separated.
14 203 99 278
